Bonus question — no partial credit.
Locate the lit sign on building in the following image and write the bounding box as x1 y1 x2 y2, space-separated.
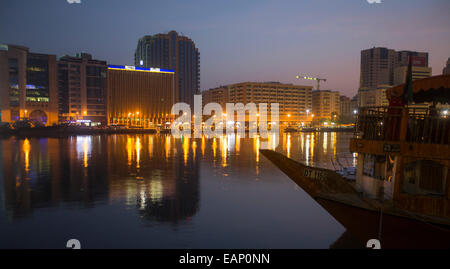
108 65 174 74
410 56 426 67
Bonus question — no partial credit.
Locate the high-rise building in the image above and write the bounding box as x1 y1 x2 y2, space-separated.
393 66 432 86
360 47 396 90
134 31 200 107
107 65 175 127
201 86 228 111
395 50 429 67
360 47 430 90
312 90 340 121
0 44 58 125
443 58 450 75
201 82 312 123
57 53 107 125
359 47 430 108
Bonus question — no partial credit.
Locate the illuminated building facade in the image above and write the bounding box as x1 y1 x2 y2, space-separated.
107 65 175 127
312 90 340 121
201 86 228 111
58 53 107 125
202 82 312 123
0 44 58 125
134 31 200 107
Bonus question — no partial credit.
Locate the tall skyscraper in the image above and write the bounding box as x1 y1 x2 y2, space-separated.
57 53 107 125
0 44 58 125
360 47 396 90
134 31 200 107
359 47 430 107
360 47 430 90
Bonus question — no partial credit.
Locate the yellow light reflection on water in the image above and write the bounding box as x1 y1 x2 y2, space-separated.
165 136 171 160
83 139 89 168
271 133 277 150
183 136 189 165
305 134 310 166
192 140 197 160
310 133 315 164
127 136 132 166
212 137 217 159
300 133 305 153
136 137 141 169
323 132 328 153
332 132 337 156
201 136 206 157
221 135 228 167
148 135 153 159
254 135 260 163
23 138 30 173
286 133 291 158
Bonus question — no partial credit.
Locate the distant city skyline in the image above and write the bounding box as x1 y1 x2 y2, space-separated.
1 0 449 97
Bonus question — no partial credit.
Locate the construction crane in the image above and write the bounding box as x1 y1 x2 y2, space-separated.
295 75 327 90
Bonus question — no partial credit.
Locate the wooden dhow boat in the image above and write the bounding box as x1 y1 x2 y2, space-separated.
261 74 450 249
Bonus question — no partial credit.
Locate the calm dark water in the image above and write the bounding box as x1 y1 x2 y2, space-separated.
0 132 356 248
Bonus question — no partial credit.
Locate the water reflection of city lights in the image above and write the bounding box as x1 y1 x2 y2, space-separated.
212 137 217 159
192 140 197 160
305 134 310 166
286 133 291 158
201 136 206 156
183 136 189 165
165 136 171 160
148 136 153 158
23 138 30 173
136 137 141 169
221 136 228 167
255 136 260 163
127 136 133 166
77 136 91 168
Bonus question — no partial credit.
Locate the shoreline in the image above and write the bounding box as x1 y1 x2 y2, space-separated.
0 126 161 138
0 126 354 138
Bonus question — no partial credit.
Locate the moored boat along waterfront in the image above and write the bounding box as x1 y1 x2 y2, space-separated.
260 150 450 249
261 75 450 249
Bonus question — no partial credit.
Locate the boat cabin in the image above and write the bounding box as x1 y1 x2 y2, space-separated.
350 74 450 221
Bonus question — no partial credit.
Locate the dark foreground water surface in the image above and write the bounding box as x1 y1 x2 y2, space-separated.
0 133 357 248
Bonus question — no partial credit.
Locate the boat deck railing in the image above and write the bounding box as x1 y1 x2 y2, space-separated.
355 106 450 145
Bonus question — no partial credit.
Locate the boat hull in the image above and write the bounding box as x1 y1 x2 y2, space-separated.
260 149 450 249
